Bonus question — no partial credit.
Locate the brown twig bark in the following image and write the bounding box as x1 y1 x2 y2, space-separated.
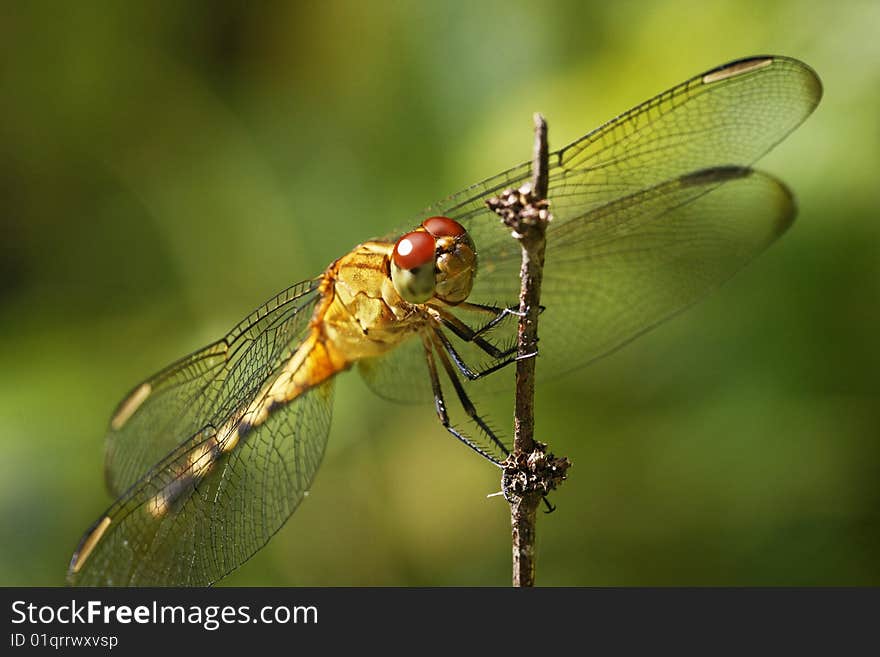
487 113 570 587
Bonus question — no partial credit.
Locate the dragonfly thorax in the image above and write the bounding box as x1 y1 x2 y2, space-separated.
390 216 476 305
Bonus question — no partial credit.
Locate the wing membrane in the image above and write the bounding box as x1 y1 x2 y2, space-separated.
69 380 335 586
408 56 818 377
357 302 519 404
419 55 820 235
105 279 322 496
74 56 820 586
537 166 793 377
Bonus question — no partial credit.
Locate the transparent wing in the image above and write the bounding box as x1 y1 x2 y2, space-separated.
358 326 515 462
104 279 322 496
419 56 820 235
357 302 519 404
536 166 793 377
68 380 335 586
401 55 818 378
358 336 433 404
365 167 795 409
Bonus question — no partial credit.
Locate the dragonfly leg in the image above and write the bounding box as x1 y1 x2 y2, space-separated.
432 326 536 381
428 305 513 358
452 301 545 338
452 301 527 335
421 335 505 465
429 302 546 359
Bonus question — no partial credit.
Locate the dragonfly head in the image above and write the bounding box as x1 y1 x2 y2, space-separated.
390 216 476 305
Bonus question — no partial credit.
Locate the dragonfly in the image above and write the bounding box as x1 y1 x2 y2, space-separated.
68 55 821 586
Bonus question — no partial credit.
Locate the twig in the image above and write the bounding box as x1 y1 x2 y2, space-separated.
487 113 570 587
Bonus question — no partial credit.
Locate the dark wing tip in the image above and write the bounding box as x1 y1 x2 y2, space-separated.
679 165 753 186
701 56 775 84
702 55 823 109
679 166 796 240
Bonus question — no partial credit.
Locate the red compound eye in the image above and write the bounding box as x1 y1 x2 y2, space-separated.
393 230 436 270
422 216 466 238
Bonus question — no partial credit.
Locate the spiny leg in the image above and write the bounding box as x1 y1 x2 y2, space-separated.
432 326 535 381
430 332 510 459
443 301 545 339
426 330 556 513
441 301 525 337
428 305 516 359
421 334 503 466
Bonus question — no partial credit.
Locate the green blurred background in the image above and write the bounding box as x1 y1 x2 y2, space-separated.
1 0 878 586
